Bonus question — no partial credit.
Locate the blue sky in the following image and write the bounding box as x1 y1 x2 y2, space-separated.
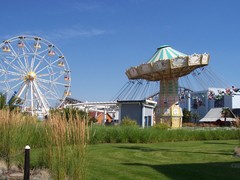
0 0 240 102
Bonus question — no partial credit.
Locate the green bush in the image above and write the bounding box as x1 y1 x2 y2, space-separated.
88 126 239 144
153 123 169 130
121 116 138 126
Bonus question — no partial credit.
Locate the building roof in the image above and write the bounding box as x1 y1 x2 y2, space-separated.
88 111 112 119
117 99 157 107
232 108 240 117
147 45 187 63
199 107 236 122
125 45 209 81
63 97 82 105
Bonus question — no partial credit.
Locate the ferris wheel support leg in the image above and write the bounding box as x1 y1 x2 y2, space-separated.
15 83 27 99
32 81 49 115
187 92 191 112
30 82 34 116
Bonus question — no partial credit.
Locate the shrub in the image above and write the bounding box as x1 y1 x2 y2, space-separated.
182 122 196 127
88 126 239 144
153 123 169 130
121 116 137 126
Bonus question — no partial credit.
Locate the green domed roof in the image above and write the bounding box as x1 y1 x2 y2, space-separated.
148 46 187 63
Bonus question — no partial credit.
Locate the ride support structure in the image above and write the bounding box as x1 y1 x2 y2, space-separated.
155 77 183 127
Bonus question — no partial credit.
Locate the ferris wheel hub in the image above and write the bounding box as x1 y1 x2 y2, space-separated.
26 71 37 81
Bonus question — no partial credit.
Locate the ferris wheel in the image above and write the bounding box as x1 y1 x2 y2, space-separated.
0 35 71 116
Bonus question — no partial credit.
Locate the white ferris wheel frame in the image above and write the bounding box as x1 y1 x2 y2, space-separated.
0 35 71 116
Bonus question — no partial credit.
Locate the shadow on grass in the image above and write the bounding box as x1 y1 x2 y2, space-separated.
115 145 233 156
203 141 237 145
114 146 169 152
122 162 240 180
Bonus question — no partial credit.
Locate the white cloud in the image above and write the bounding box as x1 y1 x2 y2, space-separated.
0 26 107 42
49 27 106 40
73 2 102 12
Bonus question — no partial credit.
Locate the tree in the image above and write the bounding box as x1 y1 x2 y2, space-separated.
0 92 22 112
182 108 191 123
221 107 230 126
192 112 200 123
0 93 6 109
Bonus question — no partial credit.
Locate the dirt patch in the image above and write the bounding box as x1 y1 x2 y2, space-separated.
234 147 240 157
0 161 51 180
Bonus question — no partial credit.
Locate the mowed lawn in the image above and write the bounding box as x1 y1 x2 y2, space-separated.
86 140 240 180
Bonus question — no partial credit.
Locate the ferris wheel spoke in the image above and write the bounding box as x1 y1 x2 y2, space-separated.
43 67 66 81
21 39 36 71
0 68 23 77
36 80 62 100
30 56 35 72
51 83 62 99
0 69 22 77
38 69 65 81
35 57 62 74
35 48 50 57
0 52 11 56
41 84 62 101
0 64 6 76
3 80 24 95
8 43 27 70
22 51 30 72
38 72 58 77
16 58 27 72
3 58 26 74
0 77 22 83
37 78 69 87
22 38 34 52
30 38 42 71
33 51 49 72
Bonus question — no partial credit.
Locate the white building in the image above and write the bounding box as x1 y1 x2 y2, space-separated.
179 87 240 121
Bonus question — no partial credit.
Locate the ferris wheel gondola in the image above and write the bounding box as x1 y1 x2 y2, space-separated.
0 35 71 116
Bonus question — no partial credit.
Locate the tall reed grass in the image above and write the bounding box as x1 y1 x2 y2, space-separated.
46 111 87 180
0 110 38 170
0 109 87 180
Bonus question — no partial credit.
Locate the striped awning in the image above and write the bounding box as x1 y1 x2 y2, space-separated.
148 45 187 63
125 45 210 81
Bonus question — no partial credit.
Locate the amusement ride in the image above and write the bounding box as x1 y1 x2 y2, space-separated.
125 45 210 127
0 35 71 116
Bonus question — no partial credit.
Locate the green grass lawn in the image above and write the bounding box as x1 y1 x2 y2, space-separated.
86 140 240 180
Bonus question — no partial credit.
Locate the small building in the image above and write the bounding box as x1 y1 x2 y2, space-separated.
199 107 236 126
88 111 113 125
117 99 157 128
